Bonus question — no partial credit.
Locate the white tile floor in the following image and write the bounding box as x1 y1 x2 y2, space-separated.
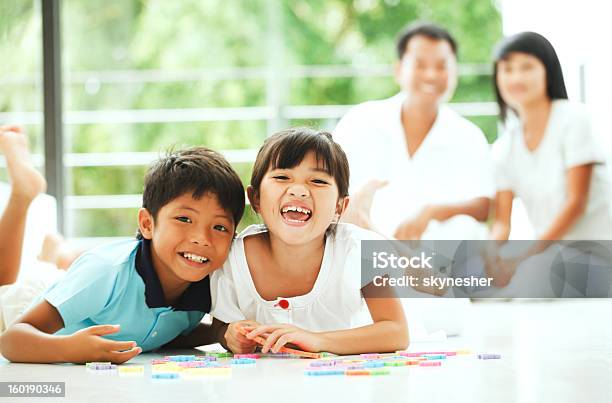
1 300 611 403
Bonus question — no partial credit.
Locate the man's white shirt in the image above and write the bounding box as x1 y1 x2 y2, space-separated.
333 92 495 238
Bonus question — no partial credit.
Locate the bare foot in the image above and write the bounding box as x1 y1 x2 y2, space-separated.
38 233 83 270
0 126 46 201
38 233 63 266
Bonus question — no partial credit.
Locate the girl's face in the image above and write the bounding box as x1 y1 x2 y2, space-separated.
496 52 548 110
250 151 346 246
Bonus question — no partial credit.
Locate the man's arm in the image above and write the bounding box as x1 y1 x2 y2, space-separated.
394 197 490 240
426 197 490 222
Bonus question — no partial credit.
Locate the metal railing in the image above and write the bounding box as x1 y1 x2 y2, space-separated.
1 63 496 242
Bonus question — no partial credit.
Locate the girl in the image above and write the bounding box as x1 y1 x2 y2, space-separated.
488 32 612 285
0 126 73 333
210 128 408 355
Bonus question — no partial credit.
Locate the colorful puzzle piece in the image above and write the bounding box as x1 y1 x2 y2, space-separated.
477 353 501 360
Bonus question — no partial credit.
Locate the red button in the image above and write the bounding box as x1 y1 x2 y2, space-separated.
275 299 290 309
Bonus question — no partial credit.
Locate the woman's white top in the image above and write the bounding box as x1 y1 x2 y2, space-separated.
492 100 612 240
210 223 382 332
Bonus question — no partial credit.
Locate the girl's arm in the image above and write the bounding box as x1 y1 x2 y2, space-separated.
0 300 141 363
245 295 408 355
490 190 514 242
486 165 594 287
318 296 408 354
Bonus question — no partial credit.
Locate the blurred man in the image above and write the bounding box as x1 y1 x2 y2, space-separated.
334 22 494 241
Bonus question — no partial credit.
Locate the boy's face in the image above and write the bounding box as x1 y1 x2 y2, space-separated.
138 192 235 286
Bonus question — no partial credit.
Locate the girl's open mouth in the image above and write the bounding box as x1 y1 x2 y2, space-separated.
281 205 312 224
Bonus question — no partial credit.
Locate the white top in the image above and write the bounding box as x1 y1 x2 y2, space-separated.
210 223 382 332
0 262 63 333
333 92 495 237
492 100 612 240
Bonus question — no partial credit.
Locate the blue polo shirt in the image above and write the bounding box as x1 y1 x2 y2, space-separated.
43 239 210 352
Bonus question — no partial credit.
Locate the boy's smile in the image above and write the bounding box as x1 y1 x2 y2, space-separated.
138 192 235 303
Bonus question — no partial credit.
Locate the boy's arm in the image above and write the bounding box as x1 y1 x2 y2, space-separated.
163 318 260 354
163 318 228 349
1 300 67 362
0 300 141 363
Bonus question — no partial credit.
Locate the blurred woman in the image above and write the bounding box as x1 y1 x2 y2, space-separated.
488 32 612 288
491 31 611 241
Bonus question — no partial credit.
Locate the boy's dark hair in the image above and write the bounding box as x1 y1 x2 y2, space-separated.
493 31 568 122
136 147 245 239
250 127 350 200
396 21 458 59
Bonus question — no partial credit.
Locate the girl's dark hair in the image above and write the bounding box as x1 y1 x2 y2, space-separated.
493 31 568 122
250 128 350 235
137 147 245 239
251 128 349 199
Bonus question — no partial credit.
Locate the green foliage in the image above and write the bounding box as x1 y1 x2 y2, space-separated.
0 0 502 238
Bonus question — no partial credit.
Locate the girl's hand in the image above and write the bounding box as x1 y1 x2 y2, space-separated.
64 324 141 364
246 324 324 353
225 320 260 353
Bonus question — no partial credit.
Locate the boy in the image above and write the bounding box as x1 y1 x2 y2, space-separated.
0 147 245 363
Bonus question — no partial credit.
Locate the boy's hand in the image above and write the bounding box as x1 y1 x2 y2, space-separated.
225 320 259 353
64 324 142 364
246 324 323 353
